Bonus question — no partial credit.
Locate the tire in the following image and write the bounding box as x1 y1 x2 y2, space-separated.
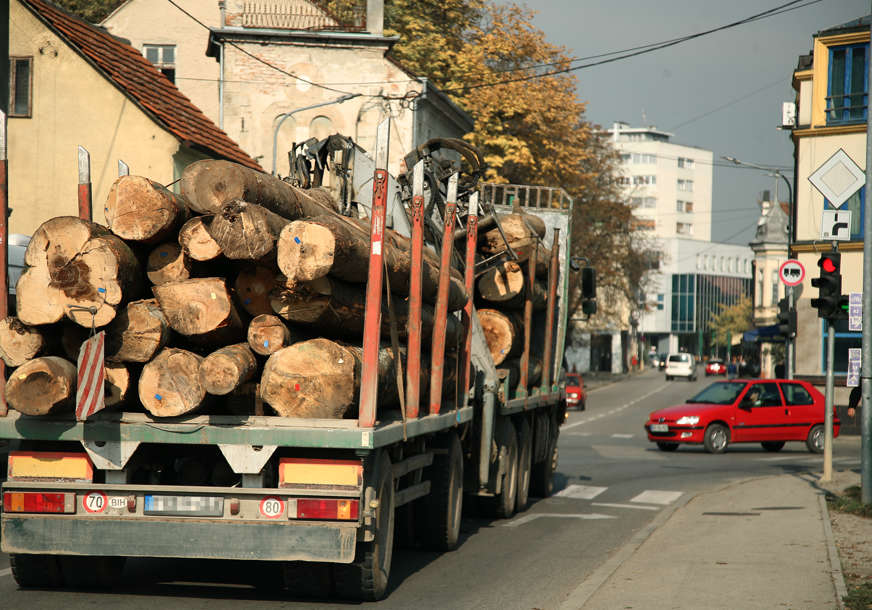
333 451 394 601
515 418 533 512
806 424 825 454
60 556 126 589
485 418 519 519
761 441 785 452
282 561 331 598
657 442 679 452
703 423 730 454
665 375 671 381
9 554 63 588
421 432 464 551
531 424 558 498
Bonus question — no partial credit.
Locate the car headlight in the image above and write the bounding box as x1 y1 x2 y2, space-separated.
568 393 579 398
676 416 699 425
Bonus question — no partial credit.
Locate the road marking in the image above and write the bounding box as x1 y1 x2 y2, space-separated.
563 383 669 431
592 502 660 511
631 490 683 505
502 512 616 528
611 433 634 439
0 567 11 578
566 431 592 436
556 485 607 500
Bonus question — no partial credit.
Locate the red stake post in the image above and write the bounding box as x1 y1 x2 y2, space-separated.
461 192 480 407
77 146 92 221
518 242 538 397
0 111 8 416
405 161 425 419
429 174 459 415
541 228 560 392
358 119 391 428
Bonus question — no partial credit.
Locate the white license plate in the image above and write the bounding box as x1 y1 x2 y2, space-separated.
650 423 669 433
144 495 224 516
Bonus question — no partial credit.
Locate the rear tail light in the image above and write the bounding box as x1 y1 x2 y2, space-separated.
291 498 359 521
3 491 75 514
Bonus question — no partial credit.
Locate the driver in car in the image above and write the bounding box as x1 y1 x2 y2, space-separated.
746 387 762 406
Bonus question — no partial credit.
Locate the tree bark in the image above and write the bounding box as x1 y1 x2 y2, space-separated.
0 317 46 367
199 343 257 396
146 242 191 285
6 356 77 416
152 277 243 344
479 213 548 276
178 215 222 261
234 265 278 317
138 347 205 417
271 276 462 345
477 261 547 310
104 175 190 243
247 314 293 356
105 361 132 407
208 200 290 260
478 308 524 366
17 217 142 328
106 298 171 363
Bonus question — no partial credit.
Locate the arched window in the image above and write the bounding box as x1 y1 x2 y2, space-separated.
309 115 334 140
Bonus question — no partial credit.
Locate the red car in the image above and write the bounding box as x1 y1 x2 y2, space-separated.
565 373 586 410
705 358 726 376
644 379 838 454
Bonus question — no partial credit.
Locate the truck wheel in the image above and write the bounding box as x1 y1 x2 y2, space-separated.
515 417 533 512
282 561 331 598
481 418 518 519
60 556 126 588
531 418 559 498
9 554 63 588
333 451 394 601
421 432 464 551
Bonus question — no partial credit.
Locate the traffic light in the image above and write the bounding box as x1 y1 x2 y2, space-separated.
810 252 842 319
581 267 597 316
776 297 796 337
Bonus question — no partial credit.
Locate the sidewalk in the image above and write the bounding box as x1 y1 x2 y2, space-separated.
561 473 846 609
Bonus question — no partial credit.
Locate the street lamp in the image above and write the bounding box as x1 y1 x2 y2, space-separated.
271 93 360 176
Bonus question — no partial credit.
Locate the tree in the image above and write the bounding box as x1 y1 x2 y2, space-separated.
51 0 124 23
709 297 753 348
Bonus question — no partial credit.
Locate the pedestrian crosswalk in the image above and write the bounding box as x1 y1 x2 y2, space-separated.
555 484 683 508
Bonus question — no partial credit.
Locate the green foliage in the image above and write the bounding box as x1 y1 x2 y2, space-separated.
51 0 125 23
708 297 752 347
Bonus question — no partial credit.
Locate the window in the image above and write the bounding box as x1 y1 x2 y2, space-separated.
633 219 656 231
781 383 813 406
770 269 779 306
757 269 764 307
822 318 862 373
657 294 664 311
620 153 631 164
676 200 693 213
676 222 693 235
9 57 32 117
143 44 176 83
633 175 656 185
632 153 656 164
746 382 783 407
827 43 867 124
677 179 694 192
617 176 631 186
631 196 657 208
678 157 695 169
825 187 865 240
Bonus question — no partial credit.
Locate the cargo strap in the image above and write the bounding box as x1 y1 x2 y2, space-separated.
383 258 407 441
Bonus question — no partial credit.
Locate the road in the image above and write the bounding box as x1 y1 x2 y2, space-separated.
0 369 859 608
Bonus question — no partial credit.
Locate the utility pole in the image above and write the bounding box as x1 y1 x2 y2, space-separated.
861 0 872 504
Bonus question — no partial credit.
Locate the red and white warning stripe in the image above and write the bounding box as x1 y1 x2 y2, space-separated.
76 331 106 421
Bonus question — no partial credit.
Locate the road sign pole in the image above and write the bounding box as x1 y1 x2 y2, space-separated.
823 318 835 482
787 285 794 380
863 1 872 504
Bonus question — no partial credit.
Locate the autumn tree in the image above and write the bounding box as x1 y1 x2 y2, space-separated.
709 297 753 348
51 0 124 22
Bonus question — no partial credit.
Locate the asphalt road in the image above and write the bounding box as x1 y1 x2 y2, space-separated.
0 369 859 608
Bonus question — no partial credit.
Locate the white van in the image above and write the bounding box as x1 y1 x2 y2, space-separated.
665 353 697 381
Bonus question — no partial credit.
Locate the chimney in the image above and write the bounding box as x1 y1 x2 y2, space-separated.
218 0 226 27
367 0 384 35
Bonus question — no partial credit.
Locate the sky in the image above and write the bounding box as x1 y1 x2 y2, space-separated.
498 0 869 245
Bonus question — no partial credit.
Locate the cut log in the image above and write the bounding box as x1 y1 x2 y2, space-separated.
199 343 257 396
499 357 543 392
478 308 524 366
208 200 290 260
477 261 547 310
152 277 243 344
271 276 462 345
17 217 142 328
0 317 46 367
105 361 132 407
146 243 191 285
276 220 337 283
178 215 222 261
260 338 400 419
6 356 77 416
106 299 171 363
138 347 205 417
247 314 293 356
104 175 190 243
234 266 278 317
479 213 548 276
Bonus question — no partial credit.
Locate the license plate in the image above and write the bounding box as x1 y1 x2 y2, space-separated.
144 495 224 516
650 423 669 433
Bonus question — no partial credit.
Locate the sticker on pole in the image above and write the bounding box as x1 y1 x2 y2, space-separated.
850 292 863 332
259 496 285 519
76 331 106 421
778 260 805 286
83 491 107 513
848 348 862 387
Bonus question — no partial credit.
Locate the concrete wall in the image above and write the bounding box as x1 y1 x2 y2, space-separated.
10 1 183 235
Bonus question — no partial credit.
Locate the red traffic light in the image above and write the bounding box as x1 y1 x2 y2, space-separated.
822 258 837 273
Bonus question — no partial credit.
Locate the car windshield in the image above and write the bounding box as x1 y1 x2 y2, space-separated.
567 375 581 386
686 381 745 405
709 359 724 365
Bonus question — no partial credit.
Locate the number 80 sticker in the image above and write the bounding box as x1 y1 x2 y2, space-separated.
260 496 285 519
83 491 107 513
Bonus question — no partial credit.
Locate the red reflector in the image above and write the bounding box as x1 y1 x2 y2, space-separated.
297 498 359 521
3 492 69 513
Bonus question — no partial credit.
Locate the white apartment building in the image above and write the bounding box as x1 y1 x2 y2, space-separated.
608 122 714 242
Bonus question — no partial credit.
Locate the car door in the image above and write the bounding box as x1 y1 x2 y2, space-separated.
732 382 785 441
779 382 817 440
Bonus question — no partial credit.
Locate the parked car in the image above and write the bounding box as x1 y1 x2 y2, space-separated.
644 379 839 454
665 353 697 381
565 372 586 410
657 354 667 370
705 358 726 376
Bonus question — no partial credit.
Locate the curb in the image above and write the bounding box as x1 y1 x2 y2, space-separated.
819 492 848 609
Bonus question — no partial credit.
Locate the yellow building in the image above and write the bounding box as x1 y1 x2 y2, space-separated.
9 0 259 237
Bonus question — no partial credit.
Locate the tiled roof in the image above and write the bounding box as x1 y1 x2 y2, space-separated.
22 0 261 171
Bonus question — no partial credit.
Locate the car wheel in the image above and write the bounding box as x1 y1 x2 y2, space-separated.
656 442 679 452
703 423 730 454
806 425 825 454
761 441 785 452
665 375 671 381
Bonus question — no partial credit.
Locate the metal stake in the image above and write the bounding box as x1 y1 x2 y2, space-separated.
823 317 835 482
862 0 872 504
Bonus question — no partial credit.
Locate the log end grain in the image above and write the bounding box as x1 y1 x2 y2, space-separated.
247 314 293 356
0 317 46 367
277 221 335 282
6 356 77 416
178 215 222 261
199 343 257 395
138 348 205 417
147 243 191 285
105 175 189 243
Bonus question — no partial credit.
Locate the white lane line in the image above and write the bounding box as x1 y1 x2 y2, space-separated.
631 490 683 505
0 567 11 578
556 485 607 500
760 455 801 462
611 433 634 439
566 432 593 437
563 382 670 431
592 502 660 511
502 512 616 528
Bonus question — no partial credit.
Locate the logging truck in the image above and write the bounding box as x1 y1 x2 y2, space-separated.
0 123 573 600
